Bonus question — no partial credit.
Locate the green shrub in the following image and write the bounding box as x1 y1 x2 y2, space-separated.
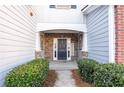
94 64 124 87
78 59 124 87
77 59 98 83
5 58 49 87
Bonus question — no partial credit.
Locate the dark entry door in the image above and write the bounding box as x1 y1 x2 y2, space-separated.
58 39 67 60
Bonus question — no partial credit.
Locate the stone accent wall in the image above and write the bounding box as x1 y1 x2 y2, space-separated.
35 51 42 58
44 33 79 61
115 6 124 63
82 51 88 59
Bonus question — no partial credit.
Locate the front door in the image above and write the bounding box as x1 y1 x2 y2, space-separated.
58 39 67 60
53 38 71 61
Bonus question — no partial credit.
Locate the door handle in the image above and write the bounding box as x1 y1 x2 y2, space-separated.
54 51 56 57
68 51 70 57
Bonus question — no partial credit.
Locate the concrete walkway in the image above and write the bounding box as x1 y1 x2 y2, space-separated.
49 61 78 87
54 70 76 87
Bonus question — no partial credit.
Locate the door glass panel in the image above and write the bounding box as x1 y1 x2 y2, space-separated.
58 39 67 60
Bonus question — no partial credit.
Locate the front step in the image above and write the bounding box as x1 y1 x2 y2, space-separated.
49 61 78 70
50 60 75 63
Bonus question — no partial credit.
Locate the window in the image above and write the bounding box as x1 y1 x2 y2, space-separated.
49 5 55 8
71 5 77 9
56 5 70 9
49 5 77 9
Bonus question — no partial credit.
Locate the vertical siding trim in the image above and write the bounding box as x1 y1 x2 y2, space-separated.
108 5 115 63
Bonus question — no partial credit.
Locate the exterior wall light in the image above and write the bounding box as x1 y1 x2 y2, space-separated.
30 12 33 16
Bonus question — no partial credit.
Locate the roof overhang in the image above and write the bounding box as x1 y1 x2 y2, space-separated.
36 23 87 32
81 5 101 14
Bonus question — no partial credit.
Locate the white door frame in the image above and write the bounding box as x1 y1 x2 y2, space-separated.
53 38 71 61
53 38 58 60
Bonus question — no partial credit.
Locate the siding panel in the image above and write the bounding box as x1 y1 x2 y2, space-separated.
0 5 36 86
87 6 109 63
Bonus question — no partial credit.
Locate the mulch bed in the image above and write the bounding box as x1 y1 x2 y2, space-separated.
44 70 58 87
71 69 94 87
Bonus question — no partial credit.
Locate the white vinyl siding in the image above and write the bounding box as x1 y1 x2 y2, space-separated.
86 6 109 63
0 6 36 86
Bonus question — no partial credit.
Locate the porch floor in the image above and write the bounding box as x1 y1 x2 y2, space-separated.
49 61 78 70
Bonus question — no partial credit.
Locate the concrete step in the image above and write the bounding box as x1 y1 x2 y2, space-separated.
49 61 78 70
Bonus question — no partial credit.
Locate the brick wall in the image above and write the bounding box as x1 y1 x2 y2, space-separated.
43 33 79 61
115 5 124 63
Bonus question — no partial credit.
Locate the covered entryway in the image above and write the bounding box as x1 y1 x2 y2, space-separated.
35 23 88 61
35 29 88 61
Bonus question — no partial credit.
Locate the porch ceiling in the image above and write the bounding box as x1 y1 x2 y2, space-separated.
40 29 83 33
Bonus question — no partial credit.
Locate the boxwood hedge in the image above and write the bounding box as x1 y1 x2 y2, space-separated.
94 64 124 87
78 59 98 83
5 58 49 87
78 59 124 87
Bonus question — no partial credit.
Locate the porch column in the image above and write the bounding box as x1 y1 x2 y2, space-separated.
35 32 41 58
82 32 88 58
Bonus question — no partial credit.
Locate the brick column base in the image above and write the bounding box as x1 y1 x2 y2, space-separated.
35 51 42 59
82 51 88 59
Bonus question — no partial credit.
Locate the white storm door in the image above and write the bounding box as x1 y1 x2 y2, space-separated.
53 38 58 60
67 38 71 60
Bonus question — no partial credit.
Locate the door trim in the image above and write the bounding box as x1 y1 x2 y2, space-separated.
53 38 58 60
53 38 71 61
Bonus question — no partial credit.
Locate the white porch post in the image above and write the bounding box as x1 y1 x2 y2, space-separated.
35 32 41 58
82 32 88 58
36 32 41 51
82 32 88 52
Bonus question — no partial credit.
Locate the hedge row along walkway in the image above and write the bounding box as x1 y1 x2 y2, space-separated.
71 69 94 87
